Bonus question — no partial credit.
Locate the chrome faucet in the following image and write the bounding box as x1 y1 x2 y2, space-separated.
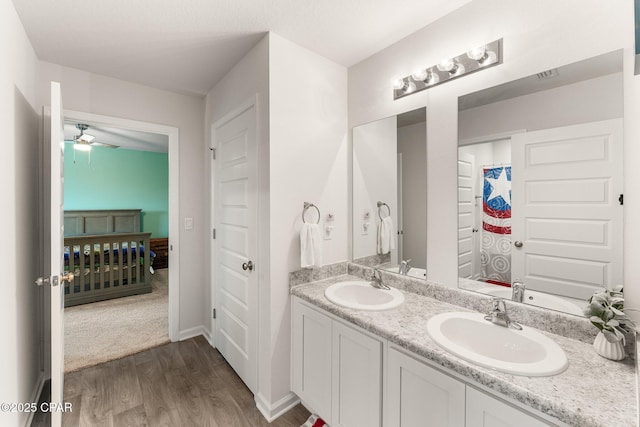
398 259 412 275
370 268 391 290
512 281 525 303
484 298 522 330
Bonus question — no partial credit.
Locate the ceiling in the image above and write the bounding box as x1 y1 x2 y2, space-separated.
12 0 471 97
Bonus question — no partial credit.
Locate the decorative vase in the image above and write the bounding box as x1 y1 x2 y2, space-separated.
593 331 626 361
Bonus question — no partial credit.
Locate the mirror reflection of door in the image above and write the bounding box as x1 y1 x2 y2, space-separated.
457 50 624 316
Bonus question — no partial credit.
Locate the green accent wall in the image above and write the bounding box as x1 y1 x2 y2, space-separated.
64 144 169 238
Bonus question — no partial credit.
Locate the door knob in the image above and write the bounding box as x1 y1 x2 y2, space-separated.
514 241 523 248
35 273 74 287
242 260 254 271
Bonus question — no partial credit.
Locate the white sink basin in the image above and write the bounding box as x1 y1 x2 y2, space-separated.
427 312 568 377
324 280 404 311
478 287 584 316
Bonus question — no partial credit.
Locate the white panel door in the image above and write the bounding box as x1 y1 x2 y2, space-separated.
49 81 67 427
511 119 623 299
332 321 383 427
213 99 258 393
458 152 476 278
385 347 465 427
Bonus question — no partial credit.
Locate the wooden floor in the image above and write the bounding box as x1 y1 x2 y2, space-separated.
33 336 310 426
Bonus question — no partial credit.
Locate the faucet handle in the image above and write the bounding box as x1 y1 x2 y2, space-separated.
490 297 507 312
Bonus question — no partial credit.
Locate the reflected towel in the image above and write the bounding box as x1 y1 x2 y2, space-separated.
301 414 328 427
377 216 395 255
300 223 323 268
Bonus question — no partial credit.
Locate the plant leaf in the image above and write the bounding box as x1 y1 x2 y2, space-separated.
603 329 621 343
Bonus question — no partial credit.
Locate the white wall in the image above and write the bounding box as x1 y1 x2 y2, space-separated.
348 0 640 311
353 116 398 259
268 32 348 411
204 33 271 410
36 62 207 335
459 73 623 140
0 2 42 426
397 121 427 269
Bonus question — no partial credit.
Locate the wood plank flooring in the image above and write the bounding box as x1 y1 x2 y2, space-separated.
33 336 310 426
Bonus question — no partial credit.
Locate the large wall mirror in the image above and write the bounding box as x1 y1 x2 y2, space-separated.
352 107 427 278
457 50 624 316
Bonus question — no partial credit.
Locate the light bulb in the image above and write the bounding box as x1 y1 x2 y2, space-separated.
393 78 406 90
411 69 428 82
74 143 92 152
467 45 487 61
436 58 455 72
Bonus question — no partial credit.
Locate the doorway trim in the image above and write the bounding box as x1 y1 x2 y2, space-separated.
64 109 180 341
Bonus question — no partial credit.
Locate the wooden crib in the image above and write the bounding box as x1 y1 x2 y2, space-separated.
63 209 153 307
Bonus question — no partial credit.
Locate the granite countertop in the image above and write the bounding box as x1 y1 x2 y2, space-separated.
291 274 638 427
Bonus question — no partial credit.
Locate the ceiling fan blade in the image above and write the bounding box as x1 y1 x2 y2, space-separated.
90 141 120 149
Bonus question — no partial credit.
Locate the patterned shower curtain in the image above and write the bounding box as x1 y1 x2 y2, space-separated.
481 166 512 285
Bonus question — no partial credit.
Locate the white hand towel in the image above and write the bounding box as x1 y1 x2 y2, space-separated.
377 216 395 255
300 223 323 268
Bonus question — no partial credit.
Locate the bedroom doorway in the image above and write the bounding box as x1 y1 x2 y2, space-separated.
57 110 180 371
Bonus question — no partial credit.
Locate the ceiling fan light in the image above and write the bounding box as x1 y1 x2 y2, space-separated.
74 143 92 152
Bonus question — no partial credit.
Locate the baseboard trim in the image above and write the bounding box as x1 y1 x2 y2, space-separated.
202 328 214 347
255 392 300 422
178 326 206 341
23 371 45 427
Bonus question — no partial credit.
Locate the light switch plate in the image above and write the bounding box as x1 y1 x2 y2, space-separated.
184 217 194 230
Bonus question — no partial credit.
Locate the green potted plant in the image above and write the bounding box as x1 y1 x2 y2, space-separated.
584 286 634 360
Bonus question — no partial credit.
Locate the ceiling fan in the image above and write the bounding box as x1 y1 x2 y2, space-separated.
72 123 119 151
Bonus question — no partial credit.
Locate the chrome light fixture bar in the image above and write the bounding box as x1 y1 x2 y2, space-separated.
393 39 503 100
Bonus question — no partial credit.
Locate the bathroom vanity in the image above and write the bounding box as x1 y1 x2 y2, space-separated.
290 267 637 427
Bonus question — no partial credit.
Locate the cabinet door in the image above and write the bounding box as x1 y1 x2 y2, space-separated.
291 298 333 423
385 347 465 427
466 387 551 427
332 321 383 427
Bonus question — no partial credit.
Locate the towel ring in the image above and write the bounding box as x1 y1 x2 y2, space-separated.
302 202 320 224
377 201 391 220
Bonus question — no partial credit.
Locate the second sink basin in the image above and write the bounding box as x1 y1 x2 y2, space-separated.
324 280 404 311
427 312 568 377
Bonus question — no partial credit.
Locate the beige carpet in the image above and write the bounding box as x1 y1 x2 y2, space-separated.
64 268 170 372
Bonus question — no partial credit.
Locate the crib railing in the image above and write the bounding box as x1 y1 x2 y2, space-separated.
64 232 152 307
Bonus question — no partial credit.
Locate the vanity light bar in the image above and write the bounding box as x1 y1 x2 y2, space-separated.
393 39 503 100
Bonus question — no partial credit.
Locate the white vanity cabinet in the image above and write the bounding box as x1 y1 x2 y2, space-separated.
385 346 554 427
292 296 557 427
291 297 333 422
291 297 383 427
466 387 550 427
384 347 465 427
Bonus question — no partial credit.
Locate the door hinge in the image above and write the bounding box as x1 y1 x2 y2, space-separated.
619 194 624 205
210 147 216 160
213 228 216 239
213 308 216 319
